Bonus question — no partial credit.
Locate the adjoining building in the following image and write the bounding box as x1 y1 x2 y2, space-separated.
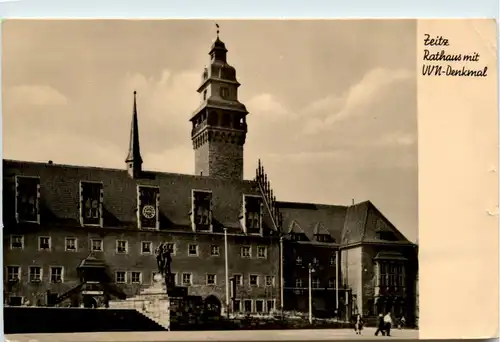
2 31 418 325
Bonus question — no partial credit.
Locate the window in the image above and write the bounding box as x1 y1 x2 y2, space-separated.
296 256 302 266
203 90 207 100
241 246 251 258
243 196 262 233
244 299 252 313
312 257 319 266
50 266 63 283
328 278 336 289
295 278 303 288
15 176 40 223
116 240 128 254
255 300 264 313
6 266 20 282
312 277 320 288
210 245 220 256
65 237 77 252
316 234 332 243
233 274 242 286
116 271 126 284
249 274 259 286
166 273 177 285
38 236 51 251
233 299 241 312
79 181 103 226
265 276 274 287
137 186 160 230
91 239 103 252
291 233 306 242
191 190 212 231
206 274 216 285
165 243 176 255
266 300 275 313
182 273 192 285
220 87 229 99
141 241 152 254
29 266 42 283
10 235 24 250
257 246 267 259
131 272 142 284
188 244 199 256
329 255 336 266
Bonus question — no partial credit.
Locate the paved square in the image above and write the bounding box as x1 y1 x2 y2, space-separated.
7 328 418 342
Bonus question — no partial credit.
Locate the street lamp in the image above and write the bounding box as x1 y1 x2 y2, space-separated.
308 263 316 324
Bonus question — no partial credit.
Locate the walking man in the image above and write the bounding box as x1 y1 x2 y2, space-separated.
384 312 393 337
374 313 385 336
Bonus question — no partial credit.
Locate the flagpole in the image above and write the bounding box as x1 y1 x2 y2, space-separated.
224 227 230 318
335 250 339 316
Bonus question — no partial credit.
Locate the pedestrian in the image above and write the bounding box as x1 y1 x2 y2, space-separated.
374 313 385 336
399 316 406 329
354 313 364 335
384 312 393 337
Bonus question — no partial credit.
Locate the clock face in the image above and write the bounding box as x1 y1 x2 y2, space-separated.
142 205 156 219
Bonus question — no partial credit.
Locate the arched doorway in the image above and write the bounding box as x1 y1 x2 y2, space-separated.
204 295 222 317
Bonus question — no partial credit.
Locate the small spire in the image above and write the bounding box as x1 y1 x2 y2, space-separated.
215 22 220 38
125 90 143 178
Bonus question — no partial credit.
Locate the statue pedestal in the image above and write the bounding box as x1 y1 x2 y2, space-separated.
109 274 170 331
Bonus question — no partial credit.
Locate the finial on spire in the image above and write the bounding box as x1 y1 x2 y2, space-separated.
215 22 220 38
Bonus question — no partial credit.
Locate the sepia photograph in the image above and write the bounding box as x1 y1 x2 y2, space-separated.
2 19 419 340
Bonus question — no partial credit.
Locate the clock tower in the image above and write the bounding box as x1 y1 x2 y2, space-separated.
190 29 249 180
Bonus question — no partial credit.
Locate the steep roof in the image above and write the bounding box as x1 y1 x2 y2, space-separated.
277 201 347 243
2 159 271 235
3 159 414 246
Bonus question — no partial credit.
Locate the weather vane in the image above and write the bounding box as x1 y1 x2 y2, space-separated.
215 22 220 38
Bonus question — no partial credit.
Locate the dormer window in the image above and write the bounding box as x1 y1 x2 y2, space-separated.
191 190 212 231
377 231 398 241
315 234 333 243
290 233 307 242
137 185 160 230
79 181 103 226
243 195 262 234
15 176 40 224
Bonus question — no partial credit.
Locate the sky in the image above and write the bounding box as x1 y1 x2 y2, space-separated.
2 20 418 242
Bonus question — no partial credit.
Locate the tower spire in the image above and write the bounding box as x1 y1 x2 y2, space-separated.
125 90 143 178
215 22 220 39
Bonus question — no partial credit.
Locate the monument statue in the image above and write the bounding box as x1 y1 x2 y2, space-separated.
155 243 173 287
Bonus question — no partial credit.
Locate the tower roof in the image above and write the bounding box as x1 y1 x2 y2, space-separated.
125 91 143 165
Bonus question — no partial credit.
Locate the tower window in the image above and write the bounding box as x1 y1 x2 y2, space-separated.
219 87 229 99
137 186 160 230
243 195 262 234
191 190 212 231
15 176 41 224
79 181 103 226
203 90 207 101
221 113 231 127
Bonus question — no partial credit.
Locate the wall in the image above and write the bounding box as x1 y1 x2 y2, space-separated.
3 227 280 308
360 244 418 324
340 246 362 313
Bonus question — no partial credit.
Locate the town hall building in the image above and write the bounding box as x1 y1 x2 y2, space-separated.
2 30 418 326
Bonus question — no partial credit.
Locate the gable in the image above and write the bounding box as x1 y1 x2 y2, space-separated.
362 202 411 243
